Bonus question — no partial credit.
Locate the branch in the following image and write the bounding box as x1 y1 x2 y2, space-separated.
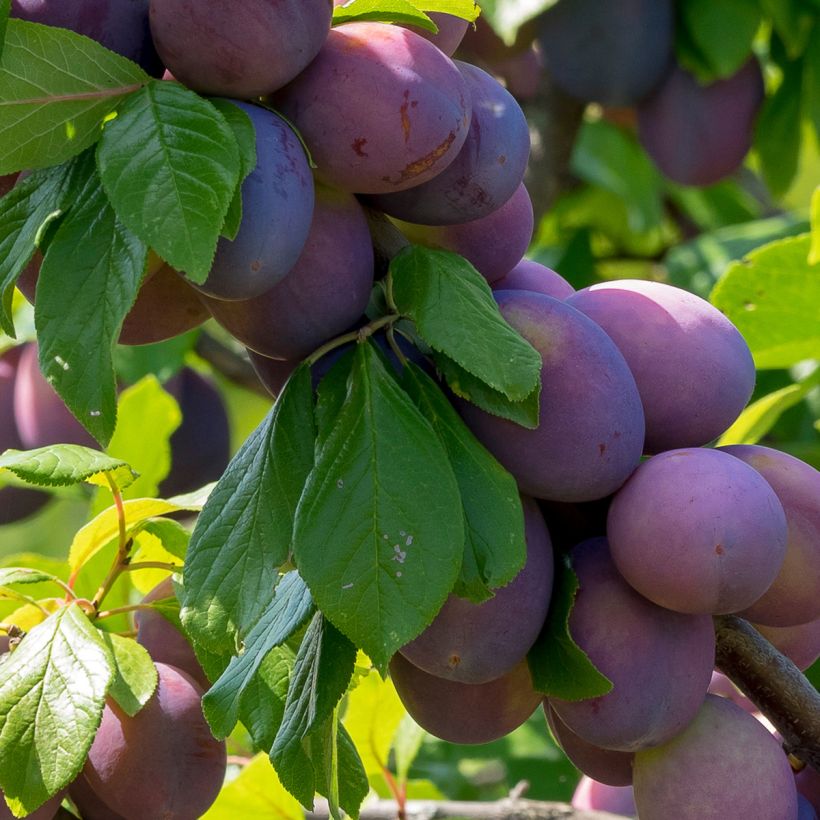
714 615 820 771
306 798 625 820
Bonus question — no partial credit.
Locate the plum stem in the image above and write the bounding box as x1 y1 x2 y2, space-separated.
714 614 820 772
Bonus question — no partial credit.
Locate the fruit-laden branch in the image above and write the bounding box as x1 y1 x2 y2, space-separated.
306 799 626 820
715 615 820 771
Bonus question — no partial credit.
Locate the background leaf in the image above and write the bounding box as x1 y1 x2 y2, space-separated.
97 81 240 282
0 445 135 490
0 20 147 174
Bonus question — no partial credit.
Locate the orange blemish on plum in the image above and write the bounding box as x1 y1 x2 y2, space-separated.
352 137 368 157
400 90 412 142
387 131 457 184
715 544 724 555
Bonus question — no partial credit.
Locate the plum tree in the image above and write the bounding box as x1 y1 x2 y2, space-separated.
274 22 471 194
537 0 674 105
192 101 315 301
202 184 374 361
566 279 756 452
548 538 715 752
607 448 789 614
718 445 820 627
149 0 332 97
458 291 645 502
393 183 534 283
159 368 230 497
370 61 530 225
492 259 575 300
633 695 798 819
81 663 227 820
12 343 97 449
135 578 209 690
389 654 541 745
637 60 765 186
11 0 161 73
399 496 552 683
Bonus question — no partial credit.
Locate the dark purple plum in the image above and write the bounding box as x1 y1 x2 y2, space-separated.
799 794 819 820
571 776 636 816
12 343 97 449
135 578 208 689
202 184 374 360
0 346 50 524
370 61 529 225
0 174 16 198
566 279 756 452
549 539 714 753
719 445 820 627
633 695 798 819
274 22 470 194
248 350 300 398
638 60 764 186
192 102 314 301
493 259 574 300
545 704 634 787
410 12 469 56
69 774 125 820
400 496 552 684
82 663 226 820
159 369 230 497
538 497 611 552
797 767 820 815
607 448 788 615
12 0 161 73
537 0 674 105
394 183 534 283
458 291 645 502
755 619 820 671
390 654 541 745
149 0 332 97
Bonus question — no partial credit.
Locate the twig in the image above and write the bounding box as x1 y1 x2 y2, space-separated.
714 615 820 771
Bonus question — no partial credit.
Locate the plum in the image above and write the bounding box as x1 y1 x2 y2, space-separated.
400 496 552 684
149 0 332 97
607 448 789 615
202 184 374 361
274 22 471 194
370 61 530 226
192 101 314 301
549 538 715 752
457 291 645 502
390 653 541 745
571 776 636 817
566 279 756 452
633 695 798 819
493 259 575 300
754 619 820 671
537 0 674 105
82 663 227 820
393 183 534 284
638 60 764 186
719 445 820 627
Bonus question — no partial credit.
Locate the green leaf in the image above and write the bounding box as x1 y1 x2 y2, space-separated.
99 632 158 718
97 81 240 282
0 160 81 336
271 613 357 809
138 518 190 561
478 0 558 44
0 445 136 490
527 558 612 700
402 363 525 602
760 0 815 59
343 670 406 780
99 376 182 505
202 573 315 740
810 186 820 265
0 20 148 174
238 645 295 752
393 714 426 785
754 58 803 198
35 151 147 446
717 369 820 446
209 98 257 242
333 0 436 32
202 753 303 820
0 604 115 817
0 567 60 588
806 26 820 138
676 0 760 79
315 350 356 447
710 234 820 368
571 120 664 232
391 246 541 402
182 366 316 652
0 0 8 61
293 342 464 671
433 352 540 429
